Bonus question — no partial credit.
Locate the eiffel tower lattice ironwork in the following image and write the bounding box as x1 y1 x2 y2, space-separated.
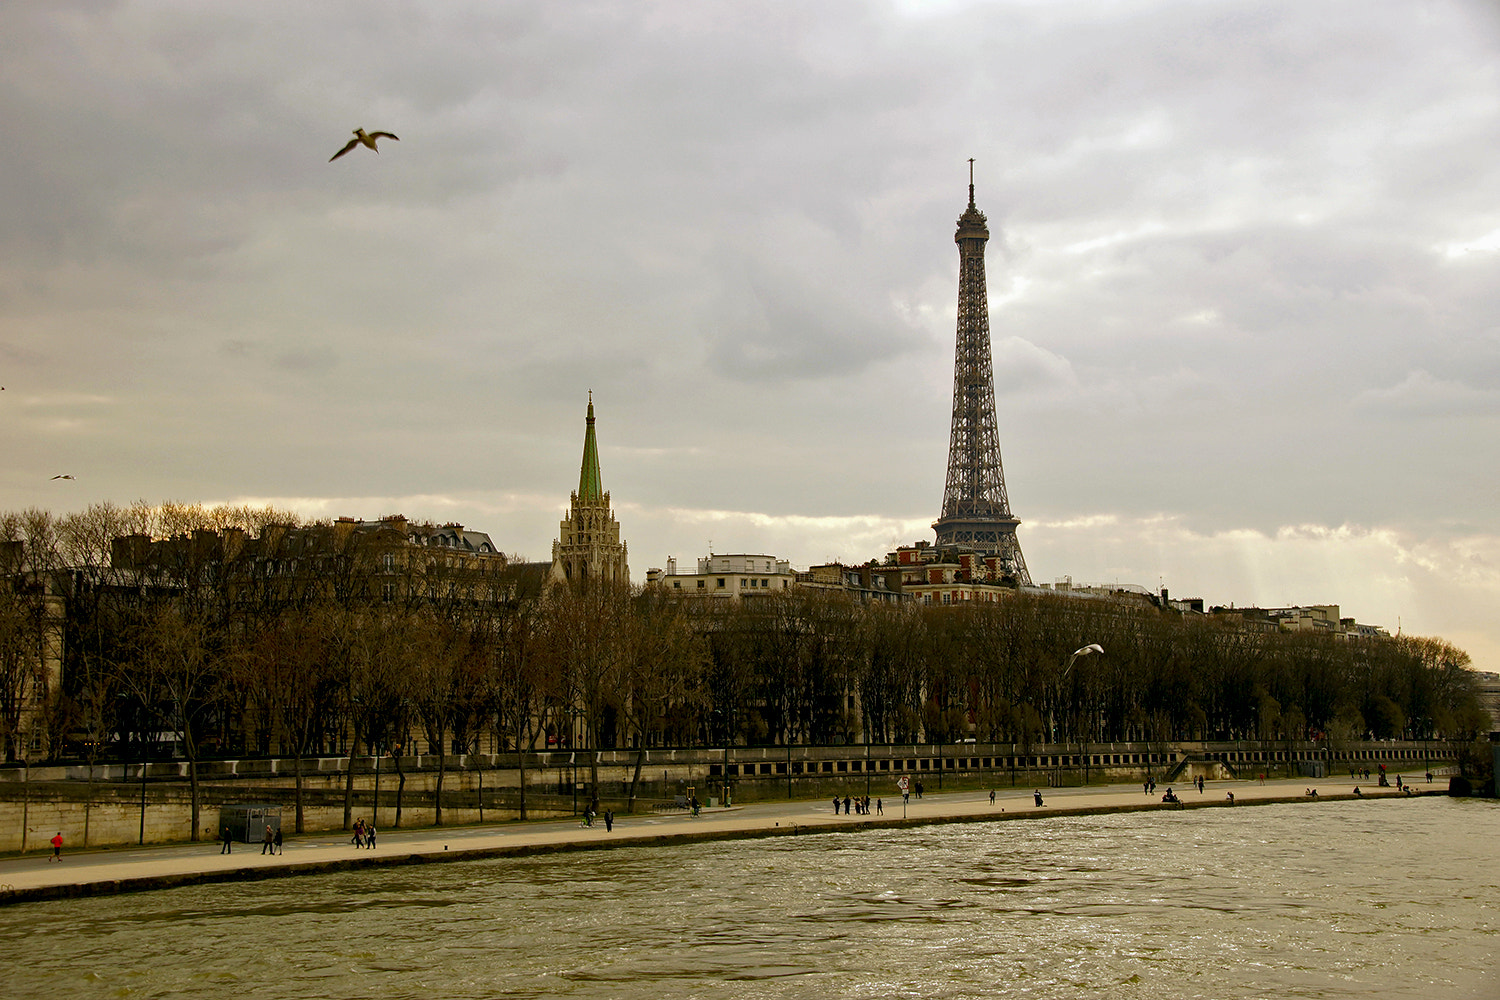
932 162 1032 585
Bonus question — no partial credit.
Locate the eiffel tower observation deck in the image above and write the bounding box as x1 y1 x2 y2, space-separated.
932 163 1032 585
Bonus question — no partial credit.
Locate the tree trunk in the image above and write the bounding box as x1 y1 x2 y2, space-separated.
342 737 357 830
293 751 305 833
187 756 201 842
588 721 601 795
83 761 94 847
628 745 645 814
434 742 446 826
517 756 528 821
394 754 406 828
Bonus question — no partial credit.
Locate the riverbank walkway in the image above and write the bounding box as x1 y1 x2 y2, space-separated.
0 774 1427 905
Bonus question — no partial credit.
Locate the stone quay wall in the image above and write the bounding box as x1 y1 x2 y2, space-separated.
0 739 1452 852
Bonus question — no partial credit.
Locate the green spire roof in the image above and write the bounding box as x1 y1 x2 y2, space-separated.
577 391 604 502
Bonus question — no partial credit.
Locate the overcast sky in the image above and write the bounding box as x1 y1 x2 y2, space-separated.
3 1 1498 669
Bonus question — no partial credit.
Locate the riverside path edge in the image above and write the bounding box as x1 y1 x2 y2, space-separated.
0 778 1425 907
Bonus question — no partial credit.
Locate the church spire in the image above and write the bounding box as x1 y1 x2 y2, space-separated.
553 391 629 587
578 390 603 503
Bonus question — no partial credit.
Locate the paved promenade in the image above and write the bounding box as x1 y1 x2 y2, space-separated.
0 774 1425 906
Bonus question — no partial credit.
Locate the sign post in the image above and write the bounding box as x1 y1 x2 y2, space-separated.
898 776 909 820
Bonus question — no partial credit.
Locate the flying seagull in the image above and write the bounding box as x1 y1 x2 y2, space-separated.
51 475 74 480
330 128 399 162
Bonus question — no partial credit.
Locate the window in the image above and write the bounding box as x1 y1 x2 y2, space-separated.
762 578 769 587
672 581 681 589
717 578 725 589
697 580 705 589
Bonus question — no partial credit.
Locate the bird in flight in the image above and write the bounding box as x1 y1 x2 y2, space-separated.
51 474 74 480
330 128 399 162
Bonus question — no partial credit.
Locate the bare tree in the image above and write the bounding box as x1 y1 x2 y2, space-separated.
344 605 411 827
545 581 633 796
133 604 225 841
0 509 64 761
619 587 708 811
491 590 548 820
247 610 341 833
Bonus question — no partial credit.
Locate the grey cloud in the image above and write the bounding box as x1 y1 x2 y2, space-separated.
1355 370 1500 418
703 244 924 383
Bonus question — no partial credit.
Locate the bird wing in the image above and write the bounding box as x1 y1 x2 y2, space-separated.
329 137 361 161
368 132 399 142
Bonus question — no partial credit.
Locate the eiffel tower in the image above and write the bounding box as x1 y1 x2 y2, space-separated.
932 162 1032 585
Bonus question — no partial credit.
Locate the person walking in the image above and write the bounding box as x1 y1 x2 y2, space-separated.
365 823 376 850
832 796 840 815
989 789 996 806
49 831 63 862
273 827 283 855
261 825 274 855
604 809 613 833
1033 790 1044 807
876 797 883 815
220 826 233 854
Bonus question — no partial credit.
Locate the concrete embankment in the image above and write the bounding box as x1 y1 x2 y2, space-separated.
0 778 1425 907
0 738 1449 851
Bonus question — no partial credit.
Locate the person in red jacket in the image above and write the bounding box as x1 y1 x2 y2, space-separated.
49 832 63 862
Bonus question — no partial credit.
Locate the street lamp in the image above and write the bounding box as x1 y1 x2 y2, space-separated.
569 708 586 815
1062 645 1103 786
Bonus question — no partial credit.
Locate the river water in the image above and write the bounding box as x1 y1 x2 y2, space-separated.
1 797 1494 999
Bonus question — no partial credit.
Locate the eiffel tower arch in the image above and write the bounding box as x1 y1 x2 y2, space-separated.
932 163 1032 585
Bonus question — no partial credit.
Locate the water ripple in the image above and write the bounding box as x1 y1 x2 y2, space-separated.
0 798 1494 1000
